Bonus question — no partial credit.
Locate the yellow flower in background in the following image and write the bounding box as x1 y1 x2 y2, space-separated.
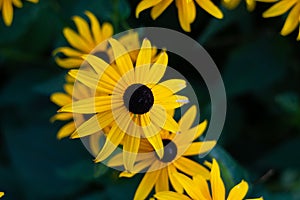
53 11 113 68
59 38 188 171
108 106 216 200
222 0 256 11
0 0 38 26
154 159 263 200
0 192 4 198
135 0 223 32
259 0 300 40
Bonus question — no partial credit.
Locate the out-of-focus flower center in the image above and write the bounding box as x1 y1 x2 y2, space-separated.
160 139 177 163
123 84 154 114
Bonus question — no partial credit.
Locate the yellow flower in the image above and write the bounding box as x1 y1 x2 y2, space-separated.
222 0 256 11
135 0 223 32
59 38 189 171
108 106 216 200
0 192 4 198
259 0 300 40
53 11 113 68
51 32 140 140
154 159 264 200
0 0 38 26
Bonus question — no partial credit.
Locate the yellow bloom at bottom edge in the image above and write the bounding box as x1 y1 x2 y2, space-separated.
0 192 4 198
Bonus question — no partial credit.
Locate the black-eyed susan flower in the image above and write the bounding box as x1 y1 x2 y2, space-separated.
259 0 300 40
59 38 189 171
0 192 4 198
0 0 38 26
154 158 263 200
222 0 256 11
135 0 223 32
108 106 216 200
53 11 113 68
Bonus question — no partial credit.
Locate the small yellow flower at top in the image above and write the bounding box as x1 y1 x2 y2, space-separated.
135 0 223 32
258 0 300 41
222 0 256 11
53 11 113 68
0 192 4 198
0 0 38 26
154 158 264 200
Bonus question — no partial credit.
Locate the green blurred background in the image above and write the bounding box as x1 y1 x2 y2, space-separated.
0 0 300 199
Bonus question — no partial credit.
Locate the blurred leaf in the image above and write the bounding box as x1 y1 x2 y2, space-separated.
223 37 288 97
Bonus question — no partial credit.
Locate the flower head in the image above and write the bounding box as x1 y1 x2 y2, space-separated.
259 0 300 40
108 106 216 200
59 38 189 171
135 0 223 32
154 159 264 200
222 0 256 11
0 0 38 26
53 11 113 68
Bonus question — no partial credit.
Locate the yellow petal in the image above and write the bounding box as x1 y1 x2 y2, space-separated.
59 96 112 114
222 0 240 10
3 0 14 26
71 112 114 138
227 180 249 200
298 26 300 41
175 0 196 32
53 47 84 58
54 57 83 68
89 132 103 156
0 192 4 198
195 0 223 19
12 0 22 8
168 164 184 193
50 92 72 106
135 38 152 83
63 27 91 53
72 15 94 46
211 159 225 200
101 22 113 41
162 113 179 133
155 166 169 193
134 163 161 200
108 38 134 79
156 95 189 109
68 70 99 91
26 0 38 3
183 141 216 156
173 172 205 199
154 191 191 200
50 113 73 122
246 0 256 12
262 0 297 18
94 124 125 162
193 174 212 200
192 120 208 140
136 0 162 18
57 122 76 139
147 51 168 84
85 11 102 44
280 3 300 36
145 133 164 159
150 0 173 20
123 134 140 172
156 79 186 95
178 106 196 131
173 156 210 179
63 83 73 96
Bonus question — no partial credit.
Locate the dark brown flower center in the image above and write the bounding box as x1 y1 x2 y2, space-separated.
160 139 177 163
123 84 154 114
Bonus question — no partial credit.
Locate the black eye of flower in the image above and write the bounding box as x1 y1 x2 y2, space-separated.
123 84 154 114
160 139 177 163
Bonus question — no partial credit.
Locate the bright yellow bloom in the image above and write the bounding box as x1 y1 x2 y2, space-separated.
53 11 113 68
222 0 256 11
135 0 223 32
0 0 38 26
0 192 4 198
154 159 263 200
108 106 216 200
59 38 188 171
259 0 300 40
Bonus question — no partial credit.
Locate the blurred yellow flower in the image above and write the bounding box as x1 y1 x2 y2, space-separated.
53 11 113 68
259 0 300 40
0 192 4 198
222 0 256 11
154 159 263 200
0 0 38 26
108 106 216 200
135 0 223 32
59 38 188 171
